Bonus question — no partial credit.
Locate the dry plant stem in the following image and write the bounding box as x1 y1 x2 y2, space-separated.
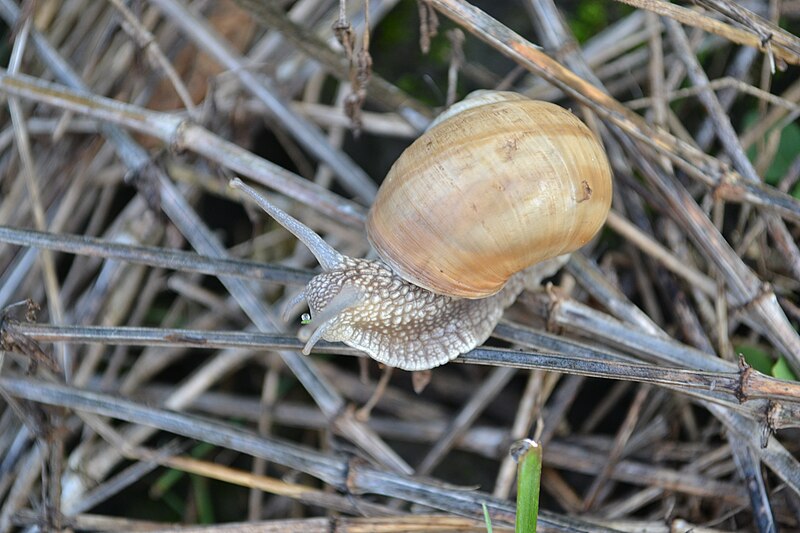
546 441 749 505
355 366 393 421
645 11 667 130
11 321 800 410
9 512 172 532
538 375 584 447
0 114 100 144
66 443 178 516
519 291 723 372
580 11 647 69
626 136 800 374
696 0 800 62
628 234 664 326
574 220 712 356
0 1 410 478
233 0 431 131
0 443 45 532
0 376 620 533
160 454 402 518
740 78 800 149
580 381 632 434
70 261 151 387
63 348 250 508
248 362 280 520
7 19 66 375
82 415 400 518
11 515 511 533
46 219 136 325
493 318 800 426
696 47 759 151
32 219 332 494
729 439 777 533
322 83 354 185
149 0 377 202
117 286 179 365
167 277 241 321
664 17 800 281
709 403 800 499
625 76 797 112
522 10 647 100
415 367 516 475
291 101 417 138
540 470 582 514
0 70 365 227
582 386 649 510
245 0 328 64
251 0 387 99
493 370 543 499
566 253 665 337
316 362 447 420
105 0 197 117
604 212 716 295
517 294 800 493
672 283 716 356
32 379 800 502
117 313 225 396
614 0 800 65
122 385 458 449
0 226 314 286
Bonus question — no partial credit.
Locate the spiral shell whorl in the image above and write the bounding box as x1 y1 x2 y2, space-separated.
367 92 613 298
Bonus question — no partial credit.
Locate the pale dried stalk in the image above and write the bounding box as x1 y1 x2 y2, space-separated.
0 70 365 226
149 0 378 202
615 0 800 65
6 19 66 373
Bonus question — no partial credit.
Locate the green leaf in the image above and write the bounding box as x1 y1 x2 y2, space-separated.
191 474 215 524
737 344 773 374
569 1 608 43
160 490 185 517
151 442 216 497
771 356 798 381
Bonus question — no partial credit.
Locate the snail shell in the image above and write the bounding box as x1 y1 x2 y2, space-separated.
367 91 613 298
231 91 612 371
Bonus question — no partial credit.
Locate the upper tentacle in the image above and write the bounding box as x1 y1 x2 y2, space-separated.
230 178 345 271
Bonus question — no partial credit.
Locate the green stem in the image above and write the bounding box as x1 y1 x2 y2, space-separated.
513 439 542 533
482 502 493 533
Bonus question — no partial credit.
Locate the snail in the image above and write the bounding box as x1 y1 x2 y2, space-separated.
231 91 612 371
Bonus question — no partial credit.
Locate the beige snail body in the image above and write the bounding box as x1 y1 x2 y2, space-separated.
231 91 613 371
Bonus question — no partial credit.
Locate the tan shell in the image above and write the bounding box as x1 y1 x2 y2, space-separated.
366 91 613 298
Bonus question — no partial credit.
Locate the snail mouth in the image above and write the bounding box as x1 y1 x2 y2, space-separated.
299 284 363 355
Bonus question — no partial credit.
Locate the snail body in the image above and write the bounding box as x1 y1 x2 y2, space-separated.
301 256 526 369
232 91 612 371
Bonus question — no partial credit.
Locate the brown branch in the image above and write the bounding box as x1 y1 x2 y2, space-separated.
616 0 800 66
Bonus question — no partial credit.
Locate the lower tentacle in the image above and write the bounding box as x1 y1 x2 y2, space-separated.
301 284 363 355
